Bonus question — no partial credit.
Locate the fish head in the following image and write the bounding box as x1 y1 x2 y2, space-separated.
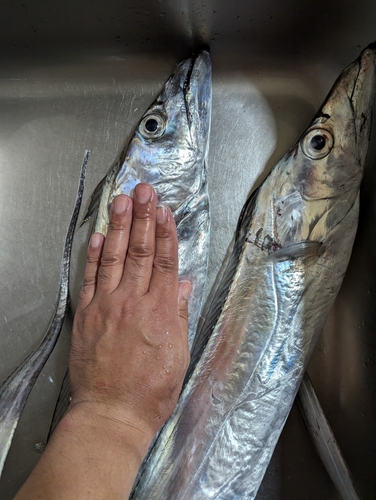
268 44 376 247
117 50 212 211
292 43 376 202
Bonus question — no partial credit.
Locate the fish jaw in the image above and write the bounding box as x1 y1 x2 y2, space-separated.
179 50 212 164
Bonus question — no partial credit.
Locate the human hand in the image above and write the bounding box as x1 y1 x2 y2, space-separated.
14 183 191 499
68 182 191 445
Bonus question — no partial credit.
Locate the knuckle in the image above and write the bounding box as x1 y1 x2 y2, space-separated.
86 255 100 265
156 225 173 239
108 220 127 232
126 267 146 284
153 254 177 273
82 275 96 288
77 284 92 304
100 252 121 268
128 243 154 260
133 209 152 221
179 305 189 323
97 266 113 286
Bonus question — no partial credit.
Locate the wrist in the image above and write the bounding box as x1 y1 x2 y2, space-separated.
59 401 153 463
15 401 153 500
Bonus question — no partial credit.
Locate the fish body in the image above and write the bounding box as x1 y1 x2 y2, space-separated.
48 52 212 435
0 151 89 477
131 45 376 499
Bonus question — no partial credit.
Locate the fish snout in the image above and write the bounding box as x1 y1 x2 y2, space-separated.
185 50 212 158
351 43 376 152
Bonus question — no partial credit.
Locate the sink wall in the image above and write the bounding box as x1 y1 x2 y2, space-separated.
0 1 375 498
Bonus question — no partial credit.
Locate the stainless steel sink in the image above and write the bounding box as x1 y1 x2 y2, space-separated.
0 1 375 498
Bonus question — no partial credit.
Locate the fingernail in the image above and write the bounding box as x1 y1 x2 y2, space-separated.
135 183 152 203
156 205 168 224
90 233 103 249
179 280 192 301
113 195 128 214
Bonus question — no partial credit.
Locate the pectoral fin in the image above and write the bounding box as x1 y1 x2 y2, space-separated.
80 175 107 226
270 241 322 261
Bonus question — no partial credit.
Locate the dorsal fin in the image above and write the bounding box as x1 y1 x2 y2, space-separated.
80 175 107 226
269 241 322 261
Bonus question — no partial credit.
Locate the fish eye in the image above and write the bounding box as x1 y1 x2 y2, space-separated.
139 113 166 139
301 128 334 159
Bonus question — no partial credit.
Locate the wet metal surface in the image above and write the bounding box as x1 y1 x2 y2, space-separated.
0 1 375 498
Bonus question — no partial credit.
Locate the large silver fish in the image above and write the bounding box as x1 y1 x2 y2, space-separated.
131 44 376 499
0 151 88 478
88 50 211 349
48 51 212 435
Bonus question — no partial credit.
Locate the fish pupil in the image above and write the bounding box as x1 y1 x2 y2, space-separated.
145 118 159 132
311 135 326 150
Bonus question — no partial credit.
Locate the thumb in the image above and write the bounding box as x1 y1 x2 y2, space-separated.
178 280 192 333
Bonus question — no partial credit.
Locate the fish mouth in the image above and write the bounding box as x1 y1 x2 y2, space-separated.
170 50 212 156
339 43 376 143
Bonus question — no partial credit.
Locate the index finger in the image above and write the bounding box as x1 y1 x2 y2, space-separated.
121 183 157 296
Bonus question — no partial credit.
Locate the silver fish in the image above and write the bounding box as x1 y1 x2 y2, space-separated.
0 151 89 478
48 51 212 436
88 50 211 349
131 44 376 499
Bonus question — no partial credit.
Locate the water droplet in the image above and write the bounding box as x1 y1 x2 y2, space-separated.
168 343 172 348
158 344 162 349
166 331 169 335
34 442 45 454
143 350 146 354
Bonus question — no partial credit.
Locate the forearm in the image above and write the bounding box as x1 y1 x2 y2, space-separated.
14 405 151 500
14 187 190 499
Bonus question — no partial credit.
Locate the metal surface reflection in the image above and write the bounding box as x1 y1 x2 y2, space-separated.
0 1 375 499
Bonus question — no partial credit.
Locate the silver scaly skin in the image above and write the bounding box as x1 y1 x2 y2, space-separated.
48 51 212 436
0 151 88 478
131 45 376 499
